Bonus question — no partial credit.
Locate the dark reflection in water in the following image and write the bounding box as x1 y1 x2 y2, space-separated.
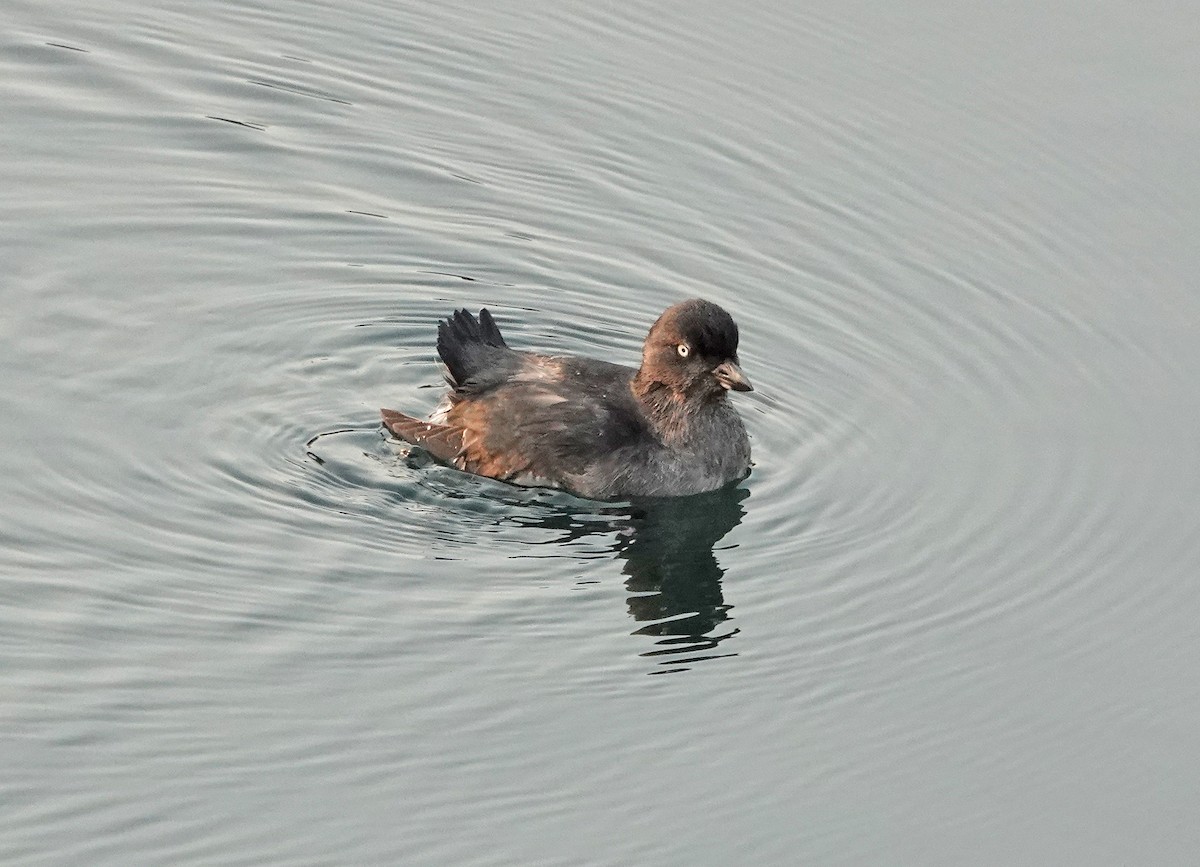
616 486 748 673
506 483 749 674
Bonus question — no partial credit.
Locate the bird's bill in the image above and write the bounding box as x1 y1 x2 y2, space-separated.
713 360 753 392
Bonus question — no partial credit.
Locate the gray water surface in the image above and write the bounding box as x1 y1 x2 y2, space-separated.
4 1 1200 864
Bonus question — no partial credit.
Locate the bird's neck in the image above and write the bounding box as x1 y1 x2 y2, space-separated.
631 374 719 444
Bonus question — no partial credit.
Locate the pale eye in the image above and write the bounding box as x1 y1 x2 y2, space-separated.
677 343 690 358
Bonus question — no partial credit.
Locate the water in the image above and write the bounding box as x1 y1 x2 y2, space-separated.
4 0 1200 863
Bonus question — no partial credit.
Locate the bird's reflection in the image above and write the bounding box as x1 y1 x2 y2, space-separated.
510 483 749 673
615 485 748 672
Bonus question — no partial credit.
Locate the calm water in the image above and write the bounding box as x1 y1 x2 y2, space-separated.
4 0 1200 863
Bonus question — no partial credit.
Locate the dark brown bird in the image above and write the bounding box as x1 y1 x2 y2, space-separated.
381 298 752 499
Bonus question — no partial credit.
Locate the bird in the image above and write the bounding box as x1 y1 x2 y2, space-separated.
380 298 753 500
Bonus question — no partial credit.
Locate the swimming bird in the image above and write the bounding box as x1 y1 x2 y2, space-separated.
381 298 752 499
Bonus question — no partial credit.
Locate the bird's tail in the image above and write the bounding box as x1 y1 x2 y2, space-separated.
436 308 510 388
